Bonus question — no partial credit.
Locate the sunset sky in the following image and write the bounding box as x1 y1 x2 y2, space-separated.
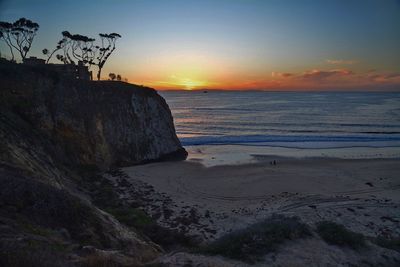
1 0 399 90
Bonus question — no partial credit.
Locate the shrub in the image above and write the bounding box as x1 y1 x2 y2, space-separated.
373 236 400 252
105 206 198 249
200 214 311 263
316 221 366 249
105 207 153 230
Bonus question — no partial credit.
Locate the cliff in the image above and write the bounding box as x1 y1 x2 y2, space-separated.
0 61 186 266
0 61 186 174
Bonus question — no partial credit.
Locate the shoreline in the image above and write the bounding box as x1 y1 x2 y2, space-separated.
184 144 400 167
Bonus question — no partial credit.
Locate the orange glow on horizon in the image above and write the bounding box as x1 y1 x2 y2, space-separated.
118 52 400 91
147 76 212 90
125 66 400 91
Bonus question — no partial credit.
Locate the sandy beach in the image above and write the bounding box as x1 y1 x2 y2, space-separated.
104 147 400 243
100 145 400 265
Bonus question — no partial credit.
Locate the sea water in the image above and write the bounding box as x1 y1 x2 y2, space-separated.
160 91 400 150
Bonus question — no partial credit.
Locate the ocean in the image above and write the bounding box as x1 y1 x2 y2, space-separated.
160 91 400 150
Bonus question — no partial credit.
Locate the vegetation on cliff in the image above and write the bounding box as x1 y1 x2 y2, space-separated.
0 17 121 80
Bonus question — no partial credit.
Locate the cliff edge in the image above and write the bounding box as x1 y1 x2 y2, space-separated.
0 61 186 172
0 61 187 266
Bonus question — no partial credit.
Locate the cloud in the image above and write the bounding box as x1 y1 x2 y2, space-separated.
280 72 294 78
368 72 400 83
326 59 357 65
386 73 400 79
246 69 400 90
271 72 294 78
302 69 353 80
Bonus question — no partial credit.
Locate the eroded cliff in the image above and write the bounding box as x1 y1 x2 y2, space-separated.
0 60 186 266
0 61 186 173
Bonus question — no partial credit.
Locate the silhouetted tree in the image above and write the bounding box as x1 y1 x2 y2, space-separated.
58 31 75 64
0 31 2 58
109 72 116 80
94 33 121 80
68 32 96 65
42 29 121 80
58 31 95 65
116 74 121 81
9 18 39 60
56 54 65 63
42 32 70 63
0 21 15 60
0 30 4 58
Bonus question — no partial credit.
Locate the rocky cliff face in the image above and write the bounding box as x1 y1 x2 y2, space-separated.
0 61 186 266
0 61 186 173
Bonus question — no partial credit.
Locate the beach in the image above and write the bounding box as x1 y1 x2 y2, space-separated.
105 146 400 244
100 146 400 265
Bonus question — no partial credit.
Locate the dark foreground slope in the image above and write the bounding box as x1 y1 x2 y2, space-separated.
0 61 187 266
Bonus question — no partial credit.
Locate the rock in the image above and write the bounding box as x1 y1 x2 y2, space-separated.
0 60 187 173
0 61 182 266
57 228 71 240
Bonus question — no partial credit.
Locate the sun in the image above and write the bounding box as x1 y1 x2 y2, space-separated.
149 73 211 90
180 78 206 90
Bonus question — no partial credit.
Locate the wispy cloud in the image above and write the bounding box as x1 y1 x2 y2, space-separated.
326 59 357 65
271 72 294 78
367 72 400 83
302 69 353 80
259 69 400 90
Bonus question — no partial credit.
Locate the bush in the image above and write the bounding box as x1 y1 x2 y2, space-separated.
373 236 400 252
316 221 366 249
200 214 311 263
105 207 153 230
105 206 198 249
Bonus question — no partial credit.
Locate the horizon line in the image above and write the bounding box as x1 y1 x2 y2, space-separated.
154 88 400 93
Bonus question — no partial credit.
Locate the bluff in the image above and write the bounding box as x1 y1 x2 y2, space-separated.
0 60 187 266
0 60 186 173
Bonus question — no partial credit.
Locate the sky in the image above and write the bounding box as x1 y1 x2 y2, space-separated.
0 0 399 91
